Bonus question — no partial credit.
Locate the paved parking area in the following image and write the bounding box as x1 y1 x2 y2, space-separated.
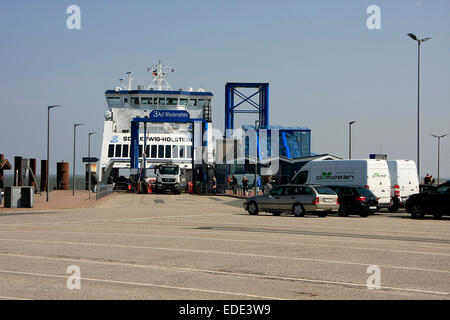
0 193 449 300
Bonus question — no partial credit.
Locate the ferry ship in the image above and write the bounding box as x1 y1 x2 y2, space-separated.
98 61 213 185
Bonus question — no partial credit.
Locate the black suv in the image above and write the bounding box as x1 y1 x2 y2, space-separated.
405 181 450 219
327 186 379 217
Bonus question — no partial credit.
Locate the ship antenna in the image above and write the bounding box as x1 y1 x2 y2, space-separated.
118 72 134 90
126 71 134 90
147 60 174 91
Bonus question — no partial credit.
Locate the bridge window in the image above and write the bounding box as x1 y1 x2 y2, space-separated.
179 145 185 158
186 145 192 158
179 98 188 106
124 98 128 103
172 145 178 159
158 145 164 158
115 145 122 158
188 99 197 107
158 98 166 106
167 97 178 106
198 99 205 108
165 145 171 158
107 97 121 106
145 145 150 158
139 145 143 157
108 145 114 157
122 145 129 157
151 145 157 158
131 97 140 105
141 97 153 105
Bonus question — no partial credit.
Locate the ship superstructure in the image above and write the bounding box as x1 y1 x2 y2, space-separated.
99 61 213 183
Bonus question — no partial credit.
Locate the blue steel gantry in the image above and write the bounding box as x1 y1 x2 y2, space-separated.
224 83 269 136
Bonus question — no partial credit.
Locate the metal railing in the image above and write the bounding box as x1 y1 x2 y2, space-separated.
96 184 114 200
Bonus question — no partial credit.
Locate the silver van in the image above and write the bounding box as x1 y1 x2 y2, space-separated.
244 184 339 217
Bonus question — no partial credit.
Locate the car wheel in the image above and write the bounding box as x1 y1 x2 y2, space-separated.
359 209 370 218
248 201 259 215
292 203 305 217
272 211 281 216
338 205 349 217
410 204 425 219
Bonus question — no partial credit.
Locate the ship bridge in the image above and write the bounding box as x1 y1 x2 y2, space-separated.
99 61 214 184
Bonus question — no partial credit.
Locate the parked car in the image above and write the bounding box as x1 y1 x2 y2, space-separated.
327 185 379 217
405 181 450 219
243 184 339 217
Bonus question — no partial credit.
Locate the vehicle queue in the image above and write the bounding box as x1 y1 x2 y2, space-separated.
243 159 450 219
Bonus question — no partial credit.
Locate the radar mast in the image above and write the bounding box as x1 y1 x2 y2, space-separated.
147 60 174 91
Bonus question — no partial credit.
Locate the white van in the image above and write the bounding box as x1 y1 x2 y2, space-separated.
387 160 419 212
292 160 391 207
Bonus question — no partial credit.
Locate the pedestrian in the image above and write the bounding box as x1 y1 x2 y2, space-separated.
91 173 98 193
211 177 217 195
0 177 3 205
430 176 436 185
242 176 249 196
227 176 231 190
263 177 273 195
424 173 431 185
232 175 238 195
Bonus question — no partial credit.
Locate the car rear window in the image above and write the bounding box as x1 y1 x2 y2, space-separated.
356 187 375 197
315 187 336 195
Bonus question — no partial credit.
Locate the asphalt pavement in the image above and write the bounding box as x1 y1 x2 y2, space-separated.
0 193 448 300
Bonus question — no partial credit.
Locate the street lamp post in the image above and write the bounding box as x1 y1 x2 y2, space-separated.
349 121 356 159
407 33 431 177
254 120 260 196
46 105 61 202
73 123 84 196
88 132 96 199
430 134 448 184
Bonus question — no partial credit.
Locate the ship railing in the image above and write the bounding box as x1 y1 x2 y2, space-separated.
96 184 114 200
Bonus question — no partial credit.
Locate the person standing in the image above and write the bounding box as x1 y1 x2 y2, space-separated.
91 173 98 193
232 175 238 195
424 173 431 184
430 176 436 185
242 176 249 196
0 176 3 205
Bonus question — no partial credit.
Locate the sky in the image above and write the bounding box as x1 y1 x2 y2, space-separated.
0 0 449 178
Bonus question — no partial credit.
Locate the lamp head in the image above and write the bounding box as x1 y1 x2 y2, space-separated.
407 33 418 41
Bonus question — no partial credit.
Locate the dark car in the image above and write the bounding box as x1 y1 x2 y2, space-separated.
405 181 450 219
327 185 379 217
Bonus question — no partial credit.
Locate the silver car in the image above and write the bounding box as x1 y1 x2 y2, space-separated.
243 184 339 217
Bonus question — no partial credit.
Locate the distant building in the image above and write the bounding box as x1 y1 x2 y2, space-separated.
214 126 341 186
